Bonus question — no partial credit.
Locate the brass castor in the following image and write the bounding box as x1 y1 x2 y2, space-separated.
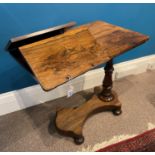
112 109 122 116
74 135 84 145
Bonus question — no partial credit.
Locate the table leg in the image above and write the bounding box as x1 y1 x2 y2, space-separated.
99 59 114 102
99 59 122 115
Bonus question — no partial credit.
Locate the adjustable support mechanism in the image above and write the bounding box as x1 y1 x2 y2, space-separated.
55 59 122 145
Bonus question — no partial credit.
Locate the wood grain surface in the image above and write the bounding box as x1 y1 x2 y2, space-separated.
55 90 121 139
19 21 149 91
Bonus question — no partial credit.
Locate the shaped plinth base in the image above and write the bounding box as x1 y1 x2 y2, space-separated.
55 90 121 145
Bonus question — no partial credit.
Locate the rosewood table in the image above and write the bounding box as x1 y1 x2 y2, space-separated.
6 21 149 145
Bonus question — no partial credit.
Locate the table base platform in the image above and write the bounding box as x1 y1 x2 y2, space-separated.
55 89 122 145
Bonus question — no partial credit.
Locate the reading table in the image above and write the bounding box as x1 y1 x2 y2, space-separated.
7 21 149 144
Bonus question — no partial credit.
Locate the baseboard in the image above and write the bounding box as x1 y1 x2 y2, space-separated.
0 54 155 116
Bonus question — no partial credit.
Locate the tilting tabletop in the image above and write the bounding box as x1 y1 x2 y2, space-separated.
18 21 149 91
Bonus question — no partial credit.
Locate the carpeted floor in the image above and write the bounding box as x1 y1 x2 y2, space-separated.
0 70 155 152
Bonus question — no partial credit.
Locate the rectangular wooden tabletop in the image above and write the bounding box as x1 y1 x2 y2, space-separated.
19 21 149 91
